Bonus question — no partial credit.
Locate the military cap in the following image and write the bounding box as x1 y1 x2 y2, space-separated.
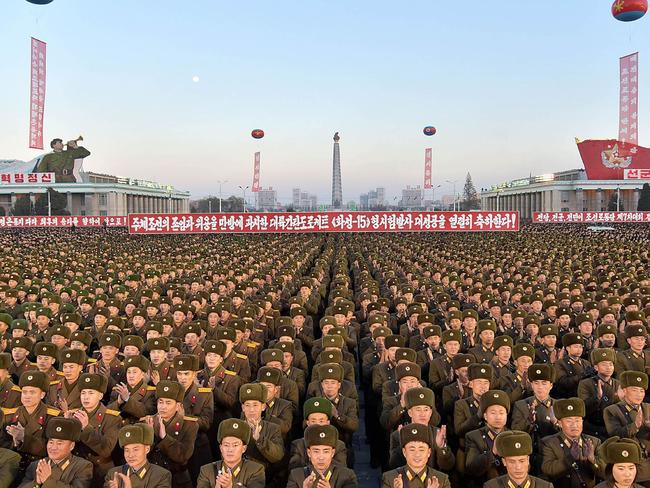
93 307 110 318
228 319 247 333
447 310 462 321
204 339 226 357
511 343 534 360
404 387 435 410
304 397 333 419
36 307 51 318
601 437 642 464
626 311 646 323
601 307 616 317
11 336 32 352
34 341 57 359
124 355 150 372
596 323 616 338
98 333 122 349
218 418 251 444
105 317 124 330
528 364 554 382
539 325 558 337
319 349 342 365
329 326 348 340
46 417 82 441
172 304 189 315
442 329 462 344
216 327 236 342
319 316 337 329
132 308 147 319
276 325 295 339
60 313 81 325
145 321 163 334
59 348 86 366
462 309 479 321
79 373 108 393
495 430 532 457
395 347 417 363
239 383 267 403
417 313 435 325
590 348 615 365
257 366 282 386
70 330 92 347
562 333 583 348
621 371 649 390
574 314 593 326
19 371 48 392
452 353 473 369
422 325 442 339
479 389 510 414
396 362 421 381
469 364 493 381
261 349 283 365
554 398 585 419
302 424 338 450
478 319 497 333
145 337 170 352
625 325 646 339
123 335 144 351
321 335 344 350
384 335 406 349
493 335 513 350
399 422 432 448
161 317 175 327
318 363 344 382
273 341 294 356
119 424 154 447
0 353 11 370
173 354 199 372
290 306 307 318
0 313 13 326
48 325 71 340
11 319 29 331
156 380 184 402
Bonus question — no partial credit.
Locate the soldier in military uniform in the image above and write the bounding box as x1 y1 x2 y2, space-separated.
86 333 125 399
484 431 553 488
0 447 20 488
553 332 592 398
48 348 86 411
468 319 497 364
171 354 213 481
36 137 91 183
258 366 293 439
196 418 265 488
381 422 451 488
108 355 156 423
145 337 175 385
539 397 603 488
105 423 172 488
71 373 122 484
603 371 650 485
0 371 61 475
501 343 535 403
34 342 64 384
595 437 646 488
616 325 650 375
0 352 21 408
144 380 198 488
216 328 251 382
19 417 93 488
287 424 358 488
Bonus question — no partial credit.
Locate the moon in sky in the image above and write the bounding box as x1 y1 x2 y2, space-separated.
192 75 200 83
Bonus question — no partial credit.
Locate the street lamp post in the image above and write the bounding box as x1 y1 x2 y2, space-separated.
496 189 502 211
238 185 249 213
217 180 228 213
432 184 441 211
445 180 458 211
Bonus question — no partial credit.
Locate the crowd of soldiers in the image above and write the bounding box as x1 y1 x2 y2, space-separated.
0 225 649 488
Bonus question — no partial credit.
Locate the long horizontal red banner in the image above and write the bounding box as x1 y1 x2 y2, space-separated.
0 216 127 228
533 211 650 223
128 211 519 234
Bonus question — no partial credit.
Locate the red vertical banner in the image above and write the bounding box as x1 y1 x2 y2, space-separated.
252 151 260 192
619 52 639 145
424 148 432 189
29 38 47 150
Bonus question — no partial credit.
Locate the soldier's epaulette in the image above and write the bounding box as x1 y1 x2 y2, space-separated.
183 415 198 422
87 358 97 364
105 409 121 416
30 362 37 366
47 407 61 416
146 386 156 391
224 369 236 376
56 371 65 376
198 387 212 393
10 385 21 392
50 380 60 386
2 407 18 415
246 342 259 348
235 353 247 360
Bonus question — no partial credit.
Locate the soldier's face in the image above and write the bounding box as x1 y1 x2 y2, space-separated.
443 341 460 356
504 456 530 482
321 379 341 398
307 445 336 471
12 347 28 361
306 413 329 426
21 386 45 408
36 355 54 371
531 380 552 399
220 437 246 465
624 386 645 406
149 349 166 366
484 405 507 430
242 400 264 421
124 444 150 469
157 398 177 420
407 405 432 425
541 335 556 348
62 363 82 382
496 346 511 363
402 441 431 471
613 463 638 486
47 439 75 462
126 367 144 387
628 336 646 351
559 416 583 439
595 361 614 378
80 389 103 410
176 370 195 389
100 346 118 361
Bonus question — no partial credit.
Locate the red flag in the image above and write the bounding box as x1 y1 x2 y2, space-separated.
252 152 260 192
424 148 432 189
576 138 650 180
619 53 639 145
29 38 46 150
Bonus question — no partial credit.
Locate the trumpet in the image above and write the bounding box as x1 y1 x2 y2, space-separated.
66 135 83 148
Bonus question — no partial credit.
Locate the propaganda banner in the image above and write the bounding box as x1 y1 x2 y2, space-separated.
0 173 55 184
252 152 260 192
575 139 650 180
624 169 650 179
533 212 650 223
29 38 46 150
0 216 127 228
424 148 432 189
619 53 639 145
128 211 519 234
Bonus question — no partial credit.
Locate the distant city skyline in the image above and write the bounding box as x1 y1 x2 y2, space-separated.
2 1 648 201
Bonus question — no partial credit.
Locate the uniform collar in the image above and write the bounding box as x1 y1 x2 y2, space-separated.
405 465 427 482
128 462 150 479
507 477 531 488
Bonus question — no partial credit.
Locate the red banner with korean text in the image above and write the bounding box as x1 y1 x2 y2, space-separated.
424 148 432 189
619 53 639 145
0 216 127 228
533 212 650 223
0 173 54 185
624 169 650 179
576 139 650 180
29 38 46 149
128 211 519 234
252 152 260 192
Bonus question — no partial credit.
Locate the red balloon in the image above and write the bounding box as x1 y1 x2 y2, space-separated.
612 0 648 21
423 126 437 136
251 129 265 139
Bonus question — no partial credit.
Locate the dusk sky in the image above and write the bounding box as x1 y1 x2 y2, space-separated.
2 1 649 204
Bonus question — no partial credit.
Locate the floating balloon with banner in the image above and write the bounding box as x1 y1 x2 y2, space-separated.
251 129 264 139
612 0 648 21
423 126 437 136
